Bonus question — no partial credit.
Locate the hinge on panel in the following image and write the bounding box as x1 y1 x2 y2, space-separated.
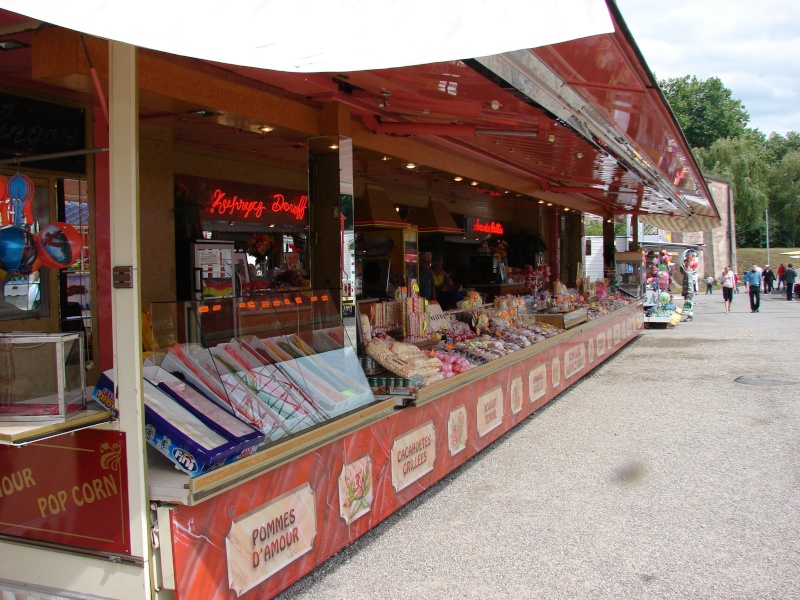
112 266 133 288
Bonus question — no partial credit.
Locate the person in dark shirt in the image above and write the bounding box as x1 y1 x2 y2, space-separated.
762 265 775 294
418 252 435 301
784 263 797 300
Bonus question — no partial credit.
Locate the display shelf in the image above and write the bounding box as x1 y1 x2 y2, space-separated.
0 408 114 445
142 289 381 477
534 307 588 329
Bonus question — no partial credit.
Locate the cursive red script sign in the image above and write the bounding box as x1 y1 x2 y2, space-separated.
209 189 266 219
470 218 504 235
271 194 308 221
208 189 308 221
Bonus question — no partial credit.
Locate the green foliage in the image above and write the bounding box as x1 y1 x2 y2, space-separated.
766 132 800 164
508 228 547 267
660 76 749 150
767 151 800 247
694 135 771 246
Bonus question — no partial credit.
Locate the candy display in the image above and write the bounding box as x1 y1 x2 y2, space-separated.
365 338 444 386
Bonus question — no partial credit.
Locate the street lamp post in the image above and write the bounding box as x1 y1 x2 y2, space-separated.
765 208 770 266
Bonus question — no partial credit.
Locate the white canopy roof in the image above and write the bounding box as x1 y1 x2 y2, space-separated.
0 0 613 72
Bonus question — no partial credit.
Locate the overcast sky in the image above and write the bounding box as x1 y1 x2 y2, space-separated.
616 0 800 137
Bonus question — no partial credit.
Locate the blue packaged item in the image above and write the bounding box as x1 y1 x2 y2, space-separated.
143 380 239 476
147 367 265 461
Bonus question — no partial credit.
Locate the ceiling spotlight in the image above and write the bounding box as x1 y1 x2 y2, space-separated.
546 202 553 206
258 125 274 133
547 135 555 143
381 155 391 161
471 180 479 186
538 199 545 204
454 176 463 182
576 153 583 159
564 207 570 211
406 162 416 169
490 100 501 111
328 144 339 150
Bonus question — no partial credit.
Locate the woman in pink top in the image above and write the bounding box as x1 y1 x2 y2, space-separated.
720 266 736 313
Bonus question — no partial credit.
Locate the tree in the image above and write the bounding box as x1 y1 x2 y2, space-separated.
767 151 800 247
765 131 800 164
660 76 749 150
694 132 771 247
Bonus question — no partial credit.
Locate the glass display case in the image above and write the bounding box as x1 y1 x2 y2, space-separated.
0 332 85 421
133 290 375 474
614 250 646 298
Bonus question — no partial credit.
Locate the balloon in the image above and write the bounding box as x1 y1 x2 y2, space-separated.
36 222 82 269
660 292 670 304
0 225 39 275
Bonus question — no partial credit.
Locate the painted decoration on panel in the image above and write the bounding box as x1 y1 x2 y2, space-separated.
510 377 523 414
448 405 468 456
338 455 373 524
528 363 547 403
613 323 621 346
596 332 606 357
587 338 595 364
226 483 316 597
391 421 436 493
564 343 586 380
476 387 504 437
171 440 349 600
551 356 561 388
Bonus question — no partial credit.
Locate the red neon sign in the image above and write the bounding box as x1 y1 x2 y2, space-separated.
207 189 307 221
469 218 504 235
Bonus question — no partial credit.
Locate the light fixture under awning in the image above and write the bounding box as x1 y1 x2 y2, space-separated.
406 200 463 234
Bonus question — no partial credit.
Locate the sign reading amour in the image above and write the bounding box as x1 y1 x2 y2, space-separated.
226 483 316 596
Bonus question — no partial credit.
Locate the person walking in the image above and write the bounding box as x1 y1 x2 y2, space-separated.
745 264 762 312
763 265 775 294
720 266 735 313
777 263 786 291
784 264 797 301
705 274 714 294
733 271 739 293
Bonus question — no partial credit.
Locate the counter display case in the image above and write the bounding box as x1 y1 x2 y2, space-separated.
138 291 378 474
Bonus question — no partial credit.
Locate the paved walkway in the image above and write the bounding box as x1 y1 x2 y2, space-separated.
277 291 800 600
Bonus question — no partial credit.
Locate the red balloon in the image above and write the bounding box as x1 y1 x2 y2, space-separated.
36 222 82 269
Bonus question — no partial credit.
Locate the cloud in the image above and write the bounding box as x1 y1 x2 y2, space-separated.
617 0 800 136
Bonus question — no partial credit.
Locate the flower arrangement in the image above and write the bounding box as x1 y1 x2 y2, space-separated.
246 233 278 260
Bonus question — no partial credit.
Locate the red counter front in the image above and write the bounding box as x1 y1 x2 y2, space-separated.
169 302 643 599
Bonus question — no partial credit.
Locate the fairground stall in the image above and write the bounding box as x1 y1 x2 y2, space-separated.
0 1 721 598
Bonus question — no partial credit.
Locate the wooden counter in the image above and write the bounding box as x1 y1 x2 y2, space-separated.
534 308 588 329
470 282 529 301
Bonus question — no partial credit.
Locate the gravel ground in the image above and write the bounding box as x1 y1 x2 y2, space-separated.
277 290 800 600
